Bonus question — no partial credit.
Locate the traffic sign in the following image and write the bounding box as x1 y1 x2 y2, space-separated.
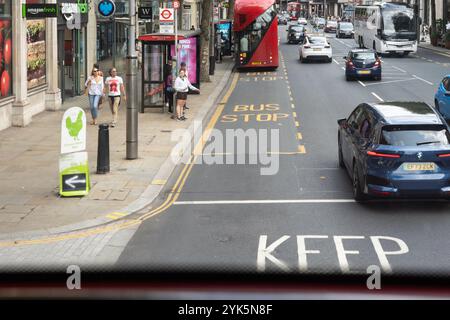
159 8 174 34
173 1 180 9
62 174 87 192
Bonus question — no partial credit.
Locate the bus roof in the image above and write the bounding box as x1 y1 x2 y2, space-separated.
233 0 276 31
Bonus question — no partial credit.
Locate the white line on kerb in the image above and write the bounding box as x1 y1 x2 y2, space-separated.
371 92 384 102
412 75 434 86
174 199 356 205
358 80 366 87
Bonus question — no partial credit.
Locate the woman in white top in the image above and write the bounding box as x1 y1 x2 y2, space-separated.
173 69 199 121
85 67 104 125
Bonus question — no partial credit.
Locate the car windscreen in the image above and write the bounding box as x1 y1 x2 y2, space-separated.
352 52 376 60
339 23 353 30
380 125 450 146
309 37 327 45
327 21 337 26
290 26 303 32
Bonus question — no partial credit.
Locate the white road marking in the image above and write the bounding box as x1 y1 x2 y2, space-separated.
371 92 384 102
412 74 434 85
297 235 329 272
370 236 409 274
341 67 345 70
392 66 407 73
334 235 365 273
174 199 356 205
257 235 290 272
333 59 340 65
364 78 416 86
358 80 366 87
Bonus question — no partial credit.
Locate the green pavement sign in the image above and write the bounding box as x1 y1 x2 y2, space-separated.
59 152 90 197
60 107 90 197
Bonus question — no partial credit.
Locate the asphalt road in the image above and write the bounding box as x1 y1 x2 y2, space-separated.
117 26 450 276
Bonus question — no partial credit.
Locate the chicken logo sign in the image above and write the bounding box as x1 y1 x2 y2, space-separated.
60 107 90 197
61 107 86 154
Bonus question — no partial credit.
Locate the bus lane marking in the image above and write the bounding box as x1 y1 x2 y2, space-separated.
257 234 409 274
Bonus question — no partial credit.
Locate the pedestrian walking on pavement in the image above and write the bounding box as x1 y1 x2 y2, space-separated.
104 67 126 127
174 69 199 121
179 62 190 112
84 67 104 125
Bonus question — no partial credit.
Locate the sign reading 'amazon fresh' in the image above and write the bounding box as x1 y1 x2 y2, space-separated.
22 4 58 18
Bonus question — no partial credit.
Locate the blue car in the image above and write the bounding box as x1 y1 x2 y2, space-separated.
338 101 450 201
344 49 382 81
435 75 450 120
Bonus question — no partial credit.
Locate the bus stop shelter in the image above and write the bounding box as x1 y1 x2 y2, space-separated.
138 30 201 112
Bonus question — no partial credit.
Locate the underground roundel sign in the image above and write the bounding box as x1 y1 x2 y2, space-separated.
98 0 116 17
160 9 173 20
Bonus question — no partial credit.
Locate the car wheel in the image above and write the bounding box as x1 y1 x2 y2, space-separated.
328 58 332 63
338 135 345 168
300 55 304 63
346 75 352 81
352 163 367 202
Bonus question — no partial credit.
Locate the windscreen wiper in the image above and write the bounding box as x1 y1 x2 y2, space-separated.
416 141 441 146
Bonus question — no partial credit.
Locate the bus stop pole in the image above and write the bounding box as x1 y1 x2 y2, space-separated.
126 0 138 159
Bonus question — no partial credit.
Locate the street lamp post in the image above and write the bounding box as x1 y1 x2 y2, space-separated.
126 0 138 159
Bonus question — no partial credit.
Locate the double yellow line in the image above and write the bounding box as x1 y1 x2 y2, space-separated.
0 73 240 248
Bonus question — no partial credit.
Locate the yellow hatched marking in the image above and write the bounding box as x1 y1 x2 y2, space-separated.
295 121 300 127
291 104 295 109
293 112 297 118
298 145 306 154
297 132 303 140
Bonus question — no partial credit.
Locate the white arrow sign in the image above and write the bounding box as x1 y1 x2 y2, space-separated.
65 175 86 189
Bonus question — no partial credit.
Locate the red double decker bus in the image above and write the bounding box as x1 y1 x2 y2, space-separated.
233 0 278 69
287 2 301 20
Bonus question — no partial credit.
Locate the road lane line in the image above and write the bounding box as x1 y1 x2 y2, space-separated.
295 121 300 127
341 67 345 70
293 112 297 118
412 75 434 85
174 199 356 205
371 92 384 102
364 78 416 86
358 80 366 87
392 66 407 73
333 59 340 65
291 104 295 109
298 145 306 153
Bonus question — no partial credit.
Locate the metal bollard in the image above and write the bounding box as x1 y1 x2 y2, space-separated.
97 123 110 174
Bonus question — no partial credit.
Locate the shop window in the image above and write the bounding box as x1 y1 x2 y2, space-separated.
26 0 46 89
0 0 12 98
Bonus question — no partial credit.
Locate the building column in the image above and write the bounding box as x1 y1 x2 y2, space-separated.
86 2 97 73
45 0 62 111
12 0 31 127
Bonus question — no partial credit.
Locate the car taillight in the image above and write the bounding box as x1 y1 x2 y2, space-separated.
438 153 450 158
325 45 330 48
304 45 310 48
367 151 401 158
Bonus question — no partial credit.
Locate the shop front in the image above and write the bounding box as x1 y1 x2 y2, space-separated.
57 0 89 102
138 31 201 112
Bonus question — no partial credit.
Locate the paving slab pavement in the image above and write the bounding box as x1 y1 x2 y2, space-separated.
0 58 234 241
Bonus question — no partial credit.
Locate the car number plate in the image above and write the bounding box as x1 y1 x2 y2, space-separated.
313 48 321 51
357 70 371 74
403 163 436 171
